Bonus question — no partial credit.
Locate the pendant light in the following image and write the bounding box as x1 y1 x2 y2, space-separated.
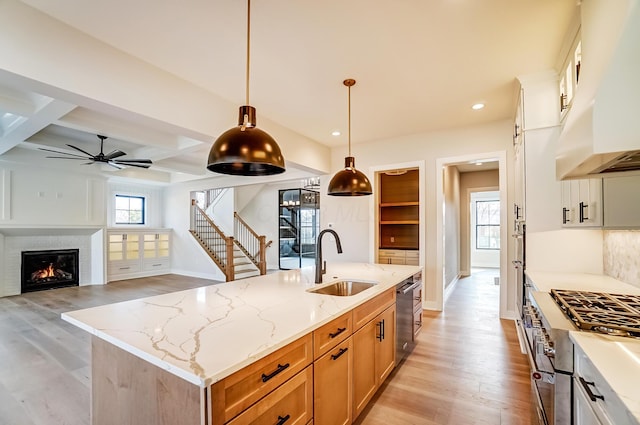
207 0 285 176
327 79 372 196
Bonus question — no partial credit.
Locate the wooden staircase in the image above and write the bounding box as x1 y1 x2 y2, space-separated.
189 199 270 282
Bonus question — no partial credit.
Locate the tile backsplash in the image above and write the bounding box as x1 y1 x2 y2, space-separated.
604 230 640 287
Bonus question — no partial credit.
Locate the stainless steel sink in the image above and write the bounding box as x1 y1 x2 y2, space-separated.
308 280 376 296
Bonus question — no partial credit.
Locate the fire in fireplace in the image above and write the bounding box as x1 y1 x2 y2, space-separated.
21 249 79 293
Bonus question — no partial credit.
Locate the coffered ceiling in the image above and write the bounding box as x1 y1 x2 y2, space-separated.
0 0 577 184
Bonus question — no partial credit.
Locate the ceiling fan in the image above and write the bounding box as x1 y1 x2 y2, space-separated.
39 134 153 169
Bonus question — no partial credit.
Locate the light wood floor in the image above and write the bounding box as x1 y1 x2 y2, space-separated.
0 270 531 425
355 269 532 425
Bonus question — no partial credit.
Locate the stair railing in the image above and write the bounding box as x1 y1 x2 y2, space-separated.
234 212 269 275
190 200 235 281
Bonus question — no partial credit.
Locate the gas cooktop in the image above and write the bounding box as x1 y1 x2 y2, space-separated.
550 289 640 338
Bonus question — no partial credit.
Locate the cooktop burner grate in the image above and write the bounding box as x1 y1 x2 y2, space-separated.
550 289 640 338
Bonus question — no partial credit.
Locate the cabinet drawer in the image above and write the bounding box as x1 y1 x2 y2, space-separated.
353 289 395 330
227 366 313 425
142 258 170 272
313 312 352 360
412 284 422 310
412 308 423 339
405 250 419 259
108 261 141 275
378 249 404 257
404 257 419 266
210 334 313 424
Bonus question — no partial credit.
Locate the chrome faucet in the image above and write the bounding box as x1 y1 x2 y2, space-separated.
315 229 343 283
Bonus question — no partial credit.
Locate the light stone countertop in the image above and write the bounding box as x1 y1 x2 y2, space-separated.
62 262 421 388
526 271 640 424
525 270 640 294
570 332 640 425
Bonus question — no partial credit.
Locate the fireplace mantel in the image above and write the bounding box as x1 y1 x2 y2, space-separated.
0 226 104 237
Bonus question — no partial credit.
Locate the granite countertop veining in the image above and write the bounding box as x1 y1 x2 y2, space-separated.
62 262 421 388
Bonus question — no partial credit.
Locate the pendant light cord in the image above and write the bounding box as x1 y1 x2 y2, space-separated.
245 0 251 106
347 83 352 157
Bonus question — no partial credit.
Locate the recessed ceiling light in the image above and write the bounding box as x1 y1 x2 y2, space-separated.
331 130 341 136
472 103 485 110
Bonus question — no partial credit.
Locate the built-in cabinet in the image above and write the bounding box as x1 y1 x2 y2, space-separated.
561 179 603 227
377 169 419 264
279 189 320 270
107 229 170 281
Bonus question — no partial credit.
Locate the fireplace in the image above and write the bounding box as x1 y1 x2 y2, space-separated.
21 249 79 293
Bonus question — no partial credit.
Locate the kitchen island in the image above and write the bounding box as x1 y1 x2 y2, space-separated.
62 262 421 425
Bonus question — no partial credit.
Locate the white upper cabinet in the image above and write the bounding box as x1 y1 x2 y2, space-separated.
603 175 640 228
561 179 603 227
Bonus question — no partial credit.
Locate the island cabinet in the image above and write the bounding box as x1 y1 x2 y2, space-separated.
209 334 314 425
313 312 353 425
352 290 396 420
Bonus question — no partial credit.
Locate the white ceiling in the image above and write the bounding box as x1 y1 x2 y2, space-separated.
0 0 577 183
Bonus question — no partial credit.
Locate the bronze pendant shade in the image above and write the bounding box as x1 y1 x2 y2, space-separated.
327 79 372 196
207 0 286 176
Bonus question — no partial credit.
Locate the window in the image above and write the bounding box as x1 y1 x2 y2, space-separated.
476 200 500 249
115 195 145 225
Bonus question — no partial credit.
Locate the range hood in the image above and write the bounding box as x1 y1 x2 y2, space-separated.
556 0 640 179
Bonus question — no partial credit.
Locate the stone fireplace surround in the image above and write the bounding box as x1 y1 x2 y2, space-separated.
0 228 105 297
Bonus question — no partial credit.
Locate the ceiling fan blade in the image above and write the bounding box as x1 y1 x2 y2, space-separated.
45 156 90 160
106 161 125 170
39 147 91 159
113 159 153 164
66 144 96 158
104 150 126 160
112 161 151 169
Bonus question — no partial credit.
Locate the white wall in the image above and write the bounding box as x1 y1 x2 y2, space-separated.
443 165 461 289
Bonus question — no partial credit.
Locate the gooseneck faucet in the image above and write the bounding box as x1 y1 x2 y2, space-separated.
315 229 343 283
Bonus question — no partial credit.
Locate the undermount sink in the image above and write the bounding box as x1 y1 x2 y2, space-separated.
308 280 376 296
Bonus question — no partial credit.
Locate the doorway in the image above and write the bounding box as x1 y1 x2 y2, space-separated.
435 151 512 319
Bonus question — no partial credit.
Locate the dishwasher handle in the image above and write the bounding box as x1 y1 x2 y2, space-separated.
398 280 421 295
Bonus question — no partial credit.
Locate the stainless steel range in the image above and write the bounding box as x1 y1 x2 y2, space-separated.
524 288 640 425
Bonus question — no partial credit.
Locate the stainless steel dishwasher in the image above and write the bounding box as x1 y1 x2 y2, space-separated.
396 272 422 364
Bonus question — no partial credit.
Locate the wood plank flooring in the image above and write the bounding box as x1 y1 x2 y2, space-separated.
355 269 532 425
0 270 531 425
0 275 218 425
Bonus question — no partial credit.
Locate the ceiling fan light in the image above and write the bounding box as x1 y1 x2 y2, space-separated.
207 106 285 176
328 156 372 196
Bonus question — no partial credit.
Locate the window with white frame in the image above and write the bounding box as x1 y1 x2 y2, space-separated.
476 200 500 249
115 195 145 225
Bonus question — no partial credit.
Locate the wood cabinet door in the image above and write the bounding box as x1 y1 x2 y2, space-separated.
352 319 377 419
376 305 396 384
314 338 352 425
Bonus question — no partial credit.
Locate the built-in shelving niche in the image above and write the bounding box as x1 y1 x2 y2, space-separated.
378 169 419 250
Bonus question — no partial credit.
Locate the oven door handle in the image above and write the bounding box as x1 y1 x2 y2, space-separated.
398 280 421 295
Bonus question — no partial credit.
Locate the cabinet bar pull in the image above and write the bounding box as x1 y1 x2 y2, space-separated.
376 321 383 342
261 363 290 383
276 414 291 425
331 347 348 360
579 377 604 402
562 207 570 224
329 327 346 338
579 201 589 223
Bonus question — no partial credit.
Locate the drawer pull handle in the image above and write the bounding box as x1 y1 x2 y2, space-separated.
276 414 291 425
329 327 346 339
261 363 290 383
579 377 604 402
377 319 385 342
415 320 422 327
331 347 348 361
